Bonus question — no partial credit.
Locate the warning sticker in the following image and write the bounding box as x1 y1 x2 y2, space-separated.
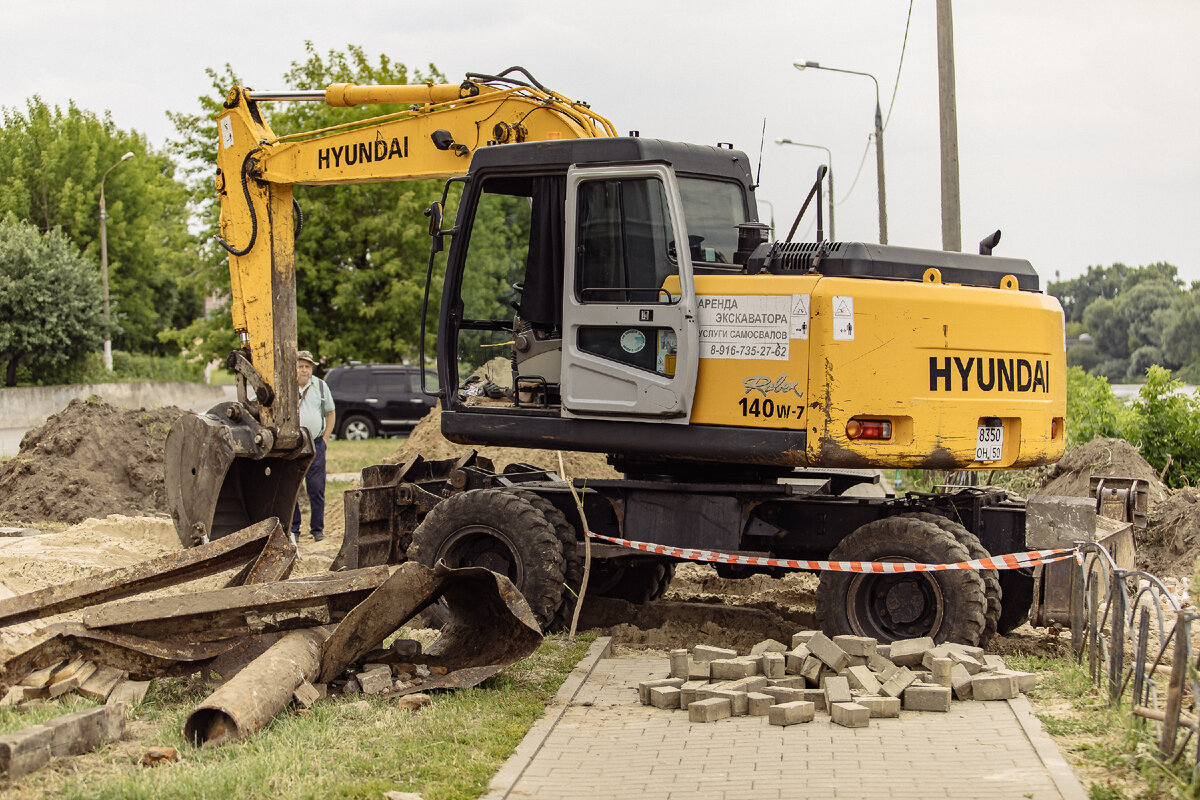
697 295 790 360
790 294 810 340
219 116 234 151
832 295 854 341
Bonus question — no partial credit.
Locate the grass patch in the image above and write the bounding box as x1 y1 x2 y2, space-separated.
3 634 595 800
1014 653 1200 799
326 438 403 476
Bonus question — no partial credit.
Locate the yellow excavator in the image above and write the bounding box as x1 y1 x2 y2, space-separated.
167 68 1067 645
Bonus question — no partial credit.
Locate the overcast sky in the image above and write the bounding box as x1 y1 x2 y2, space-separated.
4 0 1197 286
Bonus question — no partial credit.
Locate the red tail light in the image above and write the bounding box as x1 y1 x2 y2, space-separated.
846 419 892 440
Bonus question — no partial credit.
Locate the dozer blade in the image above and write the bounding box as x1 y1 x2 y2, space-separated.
165 402 314 547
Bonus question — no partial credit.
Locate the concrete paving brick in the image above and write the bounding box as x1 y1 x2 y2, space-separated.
639 678 684 704
973 673 1020 700
950 650 984 674
798 688 828 712
879 666 916 698
790 630 820 648
984 654 1007 670
669 649 689 678
687 660 710 681
692 645 737 662
679 679 707 706
750 638 788 655
832 635 877 657
650 686 681 709
845 665 882 695
951 662 974 700
710 689 749 716
823 675 852 705
709 658 756 680
903 683 952 712
799 654 824 685
761 686 804 704
687 697 731 723
727 676 769 693
805 631 849 671
931 657 954 687
830 701 870 728
747 692 774 717
888 637 935 667
768 700 815 726
762 652 785 679
766 676 804 689
999 669 1038 693
856 695 901 718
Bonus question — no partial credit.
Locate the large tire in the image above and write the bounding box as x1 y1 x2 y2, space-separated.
593 561 676 604
505 489 582 633
406 488 565 629
901 512 1002 647
816 516 987 645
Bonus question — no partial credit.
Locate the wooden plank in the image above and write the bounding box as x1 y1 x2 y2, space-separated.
107 679 151 706
77 666 127 702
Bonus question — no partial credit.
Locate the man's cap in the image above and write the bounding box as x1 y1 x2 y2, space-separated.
297 350 316 365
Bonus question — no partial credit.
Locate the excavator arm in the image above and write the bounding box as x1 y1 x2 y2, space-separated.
165 70 614 546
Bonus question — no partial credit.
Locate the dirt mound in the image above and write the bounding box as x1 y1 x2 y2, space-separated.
0 397 185 525
1037 437 1167 504
1141 488 1200 576
390 404 620 479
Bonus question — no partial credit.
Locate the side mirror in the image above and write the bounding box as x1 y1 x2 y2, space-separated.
425 202 444 254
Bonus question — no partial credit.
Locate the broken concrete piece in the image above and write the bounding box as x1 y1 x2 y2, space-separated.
293 681 320 708
790 631 820 648
140 746 180 766
358 666 392 695
395 693 431 712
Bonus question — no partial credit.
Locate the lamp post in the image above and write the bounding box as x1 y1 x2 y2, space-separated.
794 60 887 244
99 151 134 371
774 138 835 241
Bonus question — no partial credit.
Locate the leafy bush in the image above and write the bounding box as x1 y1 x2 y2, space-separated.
1126 366 1200 487
1066 366 1126 447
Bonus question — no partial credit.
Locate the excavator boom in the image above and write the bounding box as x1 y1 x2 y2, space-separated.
166 70 614 545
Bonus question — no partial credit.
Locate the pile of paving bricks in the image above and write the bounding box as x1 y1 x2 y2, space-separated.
639 631 1037 728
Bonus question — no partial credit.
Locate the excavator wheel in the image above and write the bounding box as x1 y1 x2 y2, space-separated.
815 516 987 646
900 512 1002 647
592 562 677 605
503 489 583 633
406 488 565 630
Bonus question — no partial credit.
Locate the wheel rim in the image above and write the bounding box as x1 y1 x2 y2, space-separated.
845 560 945 641
344 420 370 440
436 525 524 584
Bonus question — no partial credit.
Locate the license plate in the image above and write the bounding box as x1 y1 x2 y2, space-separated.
975 425 1004 462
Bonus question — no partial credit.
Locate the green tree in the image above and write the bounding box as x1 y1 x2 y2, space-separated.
1160 287 1200 381
0 216 109 385
1048 263 1128 324
166 44 449 366
1127 366 1200 488
1064 366 1125 447
0 98 201 355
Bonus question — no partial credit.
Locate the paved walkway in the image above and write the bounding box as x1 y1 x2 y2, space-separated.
486 639 1087 800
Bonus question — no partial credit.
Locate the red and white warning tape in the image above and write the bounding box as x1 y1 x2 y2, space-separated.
584 531 1080 573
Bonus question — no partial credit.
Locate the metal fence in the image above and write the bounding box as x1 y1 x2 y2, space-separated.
1072 540 1199 774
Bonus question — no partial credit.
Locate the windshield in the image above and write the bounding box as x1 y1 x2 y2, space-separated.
678 177 747 265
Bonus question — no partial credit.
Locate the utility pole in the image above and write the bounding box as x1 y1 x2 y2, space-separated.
936 0 962 252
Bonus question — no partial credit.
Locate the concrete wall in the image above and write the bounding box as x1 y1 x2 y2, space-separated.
0 381 235 430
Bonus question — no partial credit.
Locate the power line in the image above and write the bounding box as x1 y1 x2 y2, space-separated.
835 135 874 206
884 0 914 131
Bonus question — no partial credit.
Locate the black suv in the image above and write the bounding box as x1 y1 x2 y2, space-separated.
324 364 439 439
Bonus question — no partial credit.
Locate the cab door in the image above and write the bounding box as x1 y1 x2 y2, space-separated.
561 164 699 420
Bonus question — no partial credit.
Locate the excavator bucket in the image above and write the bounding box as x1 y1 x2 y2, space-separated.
166 402 314 548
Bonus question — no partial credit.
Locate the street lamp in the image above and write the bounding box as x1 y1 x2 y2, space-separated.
794 60 887 244
775 139 835 241
99 151 134 371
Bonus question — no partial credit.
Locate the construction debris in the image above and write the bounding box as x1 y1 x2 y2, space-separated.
0 703 126 777
140 746 180 766
640 633 1038 727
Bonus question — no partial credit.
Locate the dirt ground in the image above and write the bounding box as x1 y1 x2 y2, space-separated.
0 397 183 525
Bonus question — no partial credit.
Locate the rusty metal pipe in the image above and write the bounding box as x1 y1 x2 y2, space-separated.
183 627 328 746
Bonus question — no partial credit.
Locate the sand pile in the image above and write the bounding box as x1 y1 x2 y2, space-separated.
1037 437 1167 504
389 404 620 479
0 397 185 525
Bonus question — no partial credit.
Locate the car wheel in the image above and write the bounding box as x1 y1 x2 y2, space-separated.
339 415 376 440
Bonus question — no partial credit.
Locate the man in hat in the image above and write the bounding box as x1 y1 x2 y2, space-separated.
293 350 336 543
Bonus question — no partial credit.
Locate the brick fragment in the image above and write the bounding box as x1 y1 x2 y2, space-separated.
806 632 849 671
845 665 882 695
903 683 951 712
972 673 1019 700
768 700 815 726
856 695 901 718
830 701 870 728
688 697 731 723
649 686 681 709
887 637 934 667
823 676 852 705
832 635 877 657
359 666 392 695
293 681 320 708
747 692 774 716
692 645 738 663
638 678 684 705
879 666 916 698
0 725 52 778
